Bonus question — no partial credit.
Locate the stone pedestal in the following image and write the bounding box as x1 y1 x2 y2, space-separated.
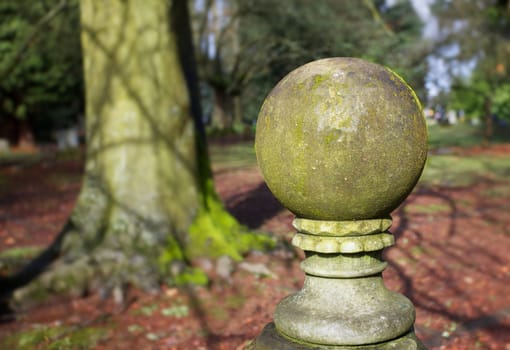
252 58 428 349
254 323 425 350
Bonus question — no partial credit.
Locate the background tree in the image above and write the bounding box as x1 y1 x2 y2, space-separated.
191 0 428 131
4 0 269 301
0 0 83 146
433 0 510 144
192 0 242 129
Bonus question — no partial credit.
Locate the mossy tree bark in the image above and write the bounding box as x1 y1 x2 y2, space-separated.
5 0 269 301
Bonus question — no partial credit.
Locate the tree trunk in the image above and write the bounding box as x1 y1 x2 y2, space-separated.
211 86 234 130
483 96 493 147
17 119 37 152
5 0 270 302
233 94 243 126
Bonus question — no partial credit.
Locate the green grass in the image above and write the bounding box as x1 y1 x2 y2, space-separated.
209 141 256 171
0 246 43 259
0 324 110 350
0 152 43 167
0 149 82 169
404 203 451 214
427 124 484 149
420 155 510 187
483 183 510 198
207 137 510 189
427 123 510 149
0 246 43 276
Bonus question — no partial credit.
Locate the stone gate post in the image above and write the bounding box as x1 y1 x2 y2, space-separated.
252 58 428 349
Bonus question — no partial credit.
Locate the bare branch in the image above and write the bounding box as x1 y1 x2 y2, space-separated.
361 0 394 36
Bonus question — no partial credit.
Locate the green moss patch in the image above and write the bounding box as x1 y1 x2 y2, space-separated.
0 324 110 350
0 246 43 276
187 194 273 261
0 246 43 260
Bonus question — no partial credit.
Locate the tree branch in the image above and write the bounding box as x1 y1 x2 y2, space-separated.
0 0 69 81
361 0 394 36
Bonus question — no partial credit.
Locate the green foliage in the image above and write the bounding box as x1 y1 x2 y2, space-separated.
448 79 488 119
0 0 83 140
449 72 510 121
248 0 427 104
493 83 510 119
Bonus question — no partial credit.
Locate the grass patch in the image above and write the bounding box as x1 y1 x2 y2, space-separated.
410 246 426 258
206 126 510 184
0 246 43 276
209 142 256 171
0 173 8 190
405 203 451 214
207 304 229 321
427 123 510 149
55 148 82 161
225 294 246 309
47 172 83 188
428 124 484 149
483 184 510 198
420 155 510 187
161 305 189 318
0 246 42 259
0 152 43 167
0 324 110 350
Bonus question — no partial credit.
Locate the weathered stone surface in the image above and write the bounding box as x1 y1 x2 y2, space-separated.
254 323 427 350
300 251 387 278
292 232 394 253
255 57 427 220
273 275 415 346
293 218 392 237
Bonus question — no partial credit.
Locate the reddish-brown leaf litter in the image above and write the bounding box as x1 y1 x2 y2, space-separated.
1 145 510 350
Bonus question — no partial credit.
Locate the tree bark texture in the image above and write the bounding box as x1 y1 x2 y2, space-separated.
67 0 201 286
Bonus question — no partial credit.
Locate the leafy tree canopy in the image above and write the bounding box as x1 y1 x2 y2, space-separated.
434 0 510 121
0 0 83 141
192 0 428 126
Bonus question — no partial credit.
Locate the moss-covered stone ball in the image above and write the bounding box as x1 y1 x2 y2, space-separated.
255 57 427 220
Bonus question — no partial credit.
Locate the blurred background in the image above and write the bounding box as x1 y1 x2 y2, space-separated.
1 1 510 349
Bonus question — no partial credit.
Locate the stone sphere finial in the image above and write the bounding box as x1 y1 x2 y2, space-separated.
255 57 427 220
